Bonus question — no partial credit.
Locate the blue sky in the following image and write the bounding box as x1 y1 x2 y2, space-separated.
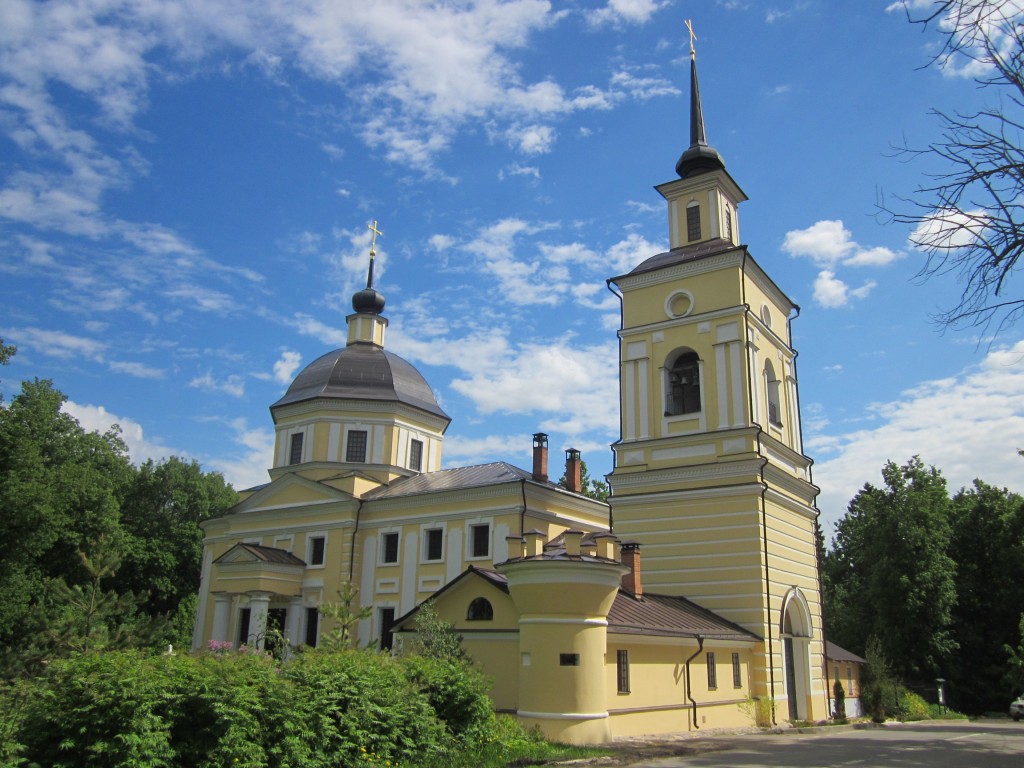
2 0 1022 537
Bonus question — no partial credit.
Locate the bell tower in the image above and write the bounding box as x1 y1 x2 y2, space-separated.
607 30 828 722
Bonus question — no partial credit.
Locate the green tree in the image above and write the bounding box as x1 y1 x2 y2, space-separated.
0 379 132 648
409 601 469 663
558 459 610 502
318 582 373 651
1005 614 1024 694
946 480 1024 711
824 458 957 681
114 457 237 618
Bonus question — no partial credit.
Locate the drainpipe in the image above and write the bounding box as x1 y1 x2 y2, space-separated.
605 277 625 534
348 498 364 581
741 248 778 726
684 636 705 730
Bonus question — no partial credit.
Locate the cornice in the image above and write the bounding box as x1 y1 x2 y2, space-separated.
614 248 745 292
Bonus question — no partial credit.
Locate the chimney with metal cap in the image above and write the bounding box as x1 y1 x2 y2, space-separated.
565 448 582 494
532 432 549 482
621 541 643 596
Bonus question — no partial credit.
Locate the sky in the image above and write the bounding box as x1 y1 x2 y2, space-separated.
1 0 1023 540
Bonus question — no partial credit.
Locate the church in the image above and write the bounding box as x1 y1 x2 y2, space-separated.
192 41 830 743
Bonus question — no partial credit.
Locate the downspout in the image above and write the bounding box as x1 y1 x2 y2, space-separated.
740 249 778 726
605 278 625 533
788 304 832 718
684 636 705 730
519 478 527 537
348 498 364 581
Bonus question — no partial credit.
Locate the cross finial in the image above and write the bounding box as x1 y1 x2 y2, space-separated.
685 19 697 60
368 219 383 257
366 219 383 289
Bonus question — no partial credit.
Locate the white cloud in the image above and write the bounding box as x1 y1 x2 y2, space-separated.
909 207 988 252
62 399 182 467
1 326 106 360
289 313 347 347
164 284 237 314
811 339 1024 537
189 371 245 397
108 360 166 379
783 219 901 268
272 349 302 384
203 417 275 491
510 124 556 155
588 0 665 26
813 270 849 308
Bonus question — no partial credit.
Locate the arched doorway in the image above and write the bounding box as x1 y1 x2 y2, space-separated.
781 589 812 721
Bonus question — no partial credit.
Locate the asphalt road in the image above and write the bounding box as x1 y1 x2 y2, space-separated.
625 720 1024 768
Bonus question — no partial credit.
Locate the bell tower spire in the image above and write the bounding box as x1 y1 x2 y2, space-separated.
347 219 389 347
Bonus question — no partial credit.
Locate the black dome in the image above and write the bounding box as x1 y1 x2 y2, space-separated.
352 287 385 314
272 344 449 421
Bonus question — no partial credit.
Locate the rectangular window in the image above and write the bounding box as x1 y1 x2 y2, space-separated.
559 653 580 666
381 532 399 564
470 523 490 558
424 528 443 561
707 651 717 689
305 607 319 647
379 607 396 652
617 650 630 694
848 666 853 693
409 439 423 472
346 430 368 462
725 207 733 243
732 652 742 688
289 432 304 464
686 204 701 241
308 535 326 566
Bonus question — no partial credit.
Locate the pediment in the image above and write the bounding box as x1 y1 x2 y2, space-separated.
214 542 306 567
232 471 356 515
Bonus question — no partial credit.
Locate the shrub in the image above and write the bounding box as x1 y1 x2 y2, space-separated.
832 679 847 720
400 655 494 741
897 689 932 722
283 649 450 767
740 695 775 726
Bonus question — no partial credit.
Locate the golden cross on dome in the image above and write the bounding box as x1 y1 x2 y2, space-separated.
368 219 383 256
685 19 697 60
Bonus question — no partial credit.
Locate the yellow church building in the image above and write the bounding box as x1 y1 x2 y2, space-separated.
193 45 831 742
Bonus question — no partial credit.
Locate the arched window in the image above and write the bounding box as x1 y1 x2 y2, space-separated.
666 351 701 415
466 597 493 621
765 361 782 426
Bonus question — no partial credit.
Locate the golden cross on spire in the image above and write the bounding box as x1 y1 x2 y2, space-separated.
685 19 697 60
368 219 383 257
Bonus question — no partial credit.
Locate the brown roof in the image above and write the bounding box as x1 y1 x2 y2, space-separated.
608 591 760 642
214 542 306 566
612 238 741 281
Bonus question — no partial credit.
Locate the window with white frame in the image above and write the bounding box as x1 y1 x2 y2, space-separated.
423 527 444 561
346 429 368 462
686 202 701 241
409 439 423 472
765 360 782 426
469 523 490 558
380 532 400 565
666 351 701 415
307 534 326 567
289 432 304 465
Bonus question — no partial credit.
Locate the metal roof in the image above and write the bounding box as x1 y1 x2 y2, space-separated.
214 542 306 566
826 641 866 663
365 461 549 500
615 238 739 280
608 591 760 642
271 343 450 421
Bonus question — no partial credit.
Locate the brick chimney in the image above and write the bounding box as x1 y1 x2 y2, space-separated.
532 432 549 482
564 448 582 494
621 541 642 596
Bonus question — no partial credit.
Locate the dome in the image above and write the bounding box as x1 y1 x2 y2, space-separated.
272 343 450 421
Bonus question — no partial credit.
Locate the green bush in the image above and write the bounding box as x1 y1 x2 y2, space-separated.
897 689 932 721
400 655 494 741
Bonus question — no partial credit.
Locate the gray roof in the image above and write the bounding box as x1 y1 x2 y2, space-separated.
272 343 449 421
608 591 760 642
826 641 866 663
365 461 550 500
616 238 739 280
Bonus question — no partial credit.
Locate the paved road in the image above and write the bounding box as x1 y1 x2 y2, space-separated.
625 720 1024 768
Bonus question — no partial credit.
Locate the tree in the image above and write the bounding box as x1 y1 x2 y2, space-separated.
409 601 469 663
886 2 1024 335
558 459 610 502
0 337 14 367
318 582 373 651
1006 614 1024 694
823 458 957 682
0 379 132 647
945 480 1024 711
113 457 237 618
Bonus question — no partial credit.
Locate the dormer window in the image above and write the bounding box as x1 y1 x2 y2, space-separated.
686 202 701 242
667 351 701 415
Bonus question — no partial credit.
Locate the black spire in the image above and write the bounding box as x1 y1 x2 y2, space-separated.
675 48 726 179
352 220 386 314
